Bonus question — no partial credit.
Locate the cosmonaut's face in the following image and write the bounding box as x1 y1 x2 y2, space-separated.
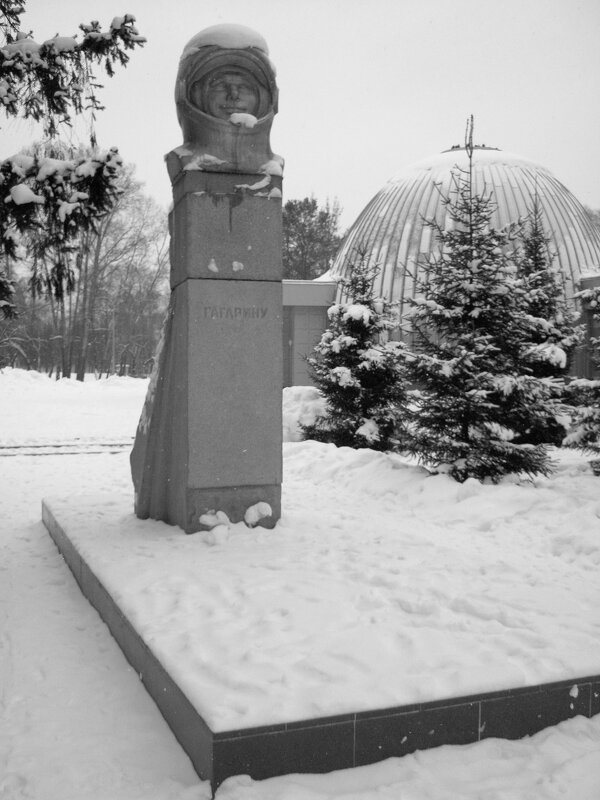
194 69 260 119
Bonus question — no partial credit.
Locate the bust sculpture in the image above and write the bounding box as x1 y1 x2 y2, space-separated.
131 22 283 535
169 24 283 178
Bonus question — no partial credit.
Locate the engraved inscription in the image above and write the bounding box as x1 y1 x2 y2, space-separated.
202 305 268 320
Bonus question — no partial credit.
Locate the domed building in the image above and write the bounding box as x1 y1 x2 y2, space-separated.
283 146 600 384
329 145 600 318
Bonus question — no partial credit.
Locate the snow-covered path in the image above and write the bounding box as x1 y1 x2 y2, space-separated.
0 371 205 797
1 451 205 800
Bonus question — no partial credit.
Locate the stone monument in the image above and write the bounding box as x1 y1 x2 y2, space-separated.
130 24 283 533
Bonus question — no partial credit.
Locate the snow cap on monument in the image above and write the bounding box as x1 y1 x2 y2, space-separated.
180 24 271 60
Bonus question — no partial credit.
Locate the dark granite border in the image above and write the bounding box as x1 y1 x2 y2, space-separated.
42 500 214 780
42 499 600 794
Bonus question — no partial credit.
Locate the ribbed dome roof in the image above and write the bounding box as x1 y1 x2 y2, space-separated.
329 146 600 317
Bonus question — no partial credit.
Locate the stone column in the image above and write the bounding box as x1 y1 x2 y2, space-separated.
130 24 283 532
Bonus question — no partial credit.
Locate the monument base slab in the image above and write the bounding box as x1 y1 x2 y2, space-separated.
42 497 600 795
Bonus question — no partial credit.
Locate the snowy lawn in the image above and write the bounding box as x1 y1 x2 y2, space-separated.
40 406 600 730
2 368 600 798
44 444 600 733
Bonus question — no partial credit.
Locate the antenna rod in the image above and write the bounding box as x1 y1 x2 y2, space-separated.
465 114 474 158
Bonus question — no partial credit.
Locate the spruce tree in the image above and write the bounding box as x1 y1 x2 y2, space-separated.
513 202 581 444
563 285 600 456
302 251 407 451
404 134 557 482
517 201 581 376
564 378 600 457
283 196 342 279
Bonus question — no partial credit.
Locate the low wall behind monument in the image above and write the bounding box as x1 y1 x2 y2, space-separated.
281 274 600 383
282 280 336 387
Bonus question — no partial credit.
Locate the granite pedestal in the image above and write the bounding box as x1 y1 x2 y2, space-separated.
131 172 283 533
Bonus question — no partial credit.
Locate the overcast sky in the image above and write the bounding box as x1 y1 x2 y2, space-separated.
4 0 600 230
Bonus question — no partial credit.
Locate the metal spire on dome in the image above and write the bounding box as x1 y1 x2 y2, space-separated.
443 143 501 153
444 115 500 155
465 114 474 160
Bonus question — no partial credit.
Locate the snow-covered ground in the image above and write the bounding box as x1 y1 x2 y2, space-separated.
2 367 600 798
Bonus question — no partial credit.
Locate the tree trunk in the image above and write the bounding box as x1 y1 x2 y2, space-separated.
76 237 91 381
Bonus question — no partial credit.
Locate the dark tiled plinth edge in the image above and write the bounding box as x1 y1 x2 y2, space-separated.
42 500 600 794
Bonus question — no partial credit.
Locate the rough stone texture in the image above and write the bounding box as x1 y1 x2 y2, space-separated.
131 277 282 533
187 279 282 485
169 172 282 288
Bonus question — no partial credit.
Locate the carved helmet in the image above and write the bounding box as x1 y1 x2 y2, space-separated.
175 26 279 144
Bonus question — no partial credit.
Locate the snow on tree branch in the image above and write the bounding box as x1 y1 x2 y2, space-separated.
0 2 25 34
0 8 146 140
0 146 125 311
0 3 145 318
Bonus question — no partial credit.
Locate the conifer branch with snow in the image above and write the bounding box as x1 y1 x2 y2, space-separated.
0 1 145 319
0 4 145 141
302 251 409 451
563 284 600 455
